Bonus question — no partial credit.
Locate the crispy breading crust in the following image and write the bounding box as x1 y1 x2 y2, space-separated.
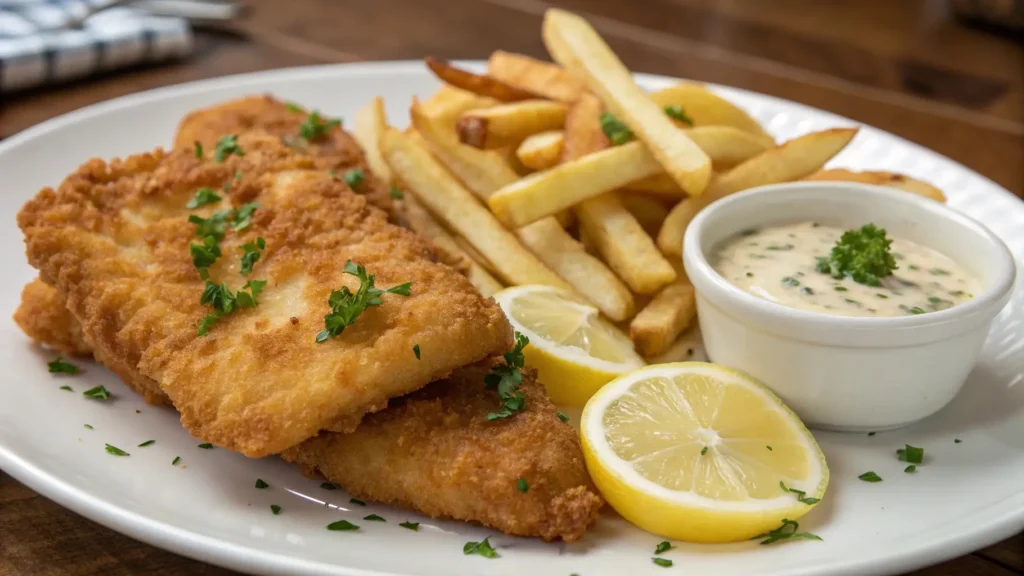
174 95 396 216
14 278 92 357
19 132 512 457
283 365 603 541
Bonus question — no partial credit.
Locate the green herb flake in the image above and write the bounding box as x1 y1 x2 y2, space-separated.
389 186 404 200
189 209 233 242
766 445 772 451
59 385 72 391
752 519 823 545
83 385 111 400
84 424 93 430
413 344 421 360
299 111 341 141
834 286 848 292
233 202 260 231
907 306 926 315
766 244 794 251
801 287 815 295
326 520 359 531
654 541 672 554
781 277 800 287
104 444 130 457
897 444 924 464
198 443 214 449
285 102 304 113
187 187 222 210
137 440 155 447
194 141 203 158
517 478 529 493
255 478 270 489
858 471 882 482
343 168 364 188
663 104 694 126
239 237 266 276
700 446 708 455
485 332 529 420
317 260 412 342
905 465 917 473
557 411 569 423
364 514 386 521
779 480 819 504
746 272 754 277
463 537 499 558
271 505 282 515
955 438 962 443
48 356 80 374
320 482 337 490
652 558 673 568
816 224 896 286
349 498 366 506
214 134 244 162
599 112 634 146
172 456 181 465
400 521 420 531
929 268 950 276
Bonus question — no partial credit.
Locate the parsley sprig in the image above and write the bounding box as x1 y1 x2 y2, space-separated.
214 134 244 162
186 187 222 209
485 332 529 421
780 480 820 505
664 105 694 126
239 238 266 276
752 519 822 545
599 112 633 146
816 224 897 287
463 537 499 558
316 260 412 343
198 279 266 336
298 111 341 141
48 356 80 374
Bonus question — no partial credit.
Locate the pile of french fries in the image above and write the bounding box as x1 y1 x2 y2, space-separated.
354 8 947 360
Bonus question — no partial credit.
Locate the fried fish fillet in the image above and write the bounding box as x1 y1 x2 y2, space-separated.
14 278 91 357
173 95 396 216
19 132 511 457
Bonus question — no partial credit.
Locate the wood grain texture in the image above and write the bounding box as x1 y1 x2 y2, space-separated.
1 0 1021 574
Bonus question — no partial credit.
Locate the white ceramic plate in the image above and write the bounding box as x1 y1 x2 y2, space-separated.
1 62 1022 576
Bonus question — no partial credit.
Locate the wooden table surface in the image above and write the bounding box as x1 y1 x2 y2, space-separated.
0 0 1021 574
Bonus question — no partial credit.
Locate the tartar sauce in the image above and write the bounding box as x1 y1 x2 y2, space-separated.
712 222 979 317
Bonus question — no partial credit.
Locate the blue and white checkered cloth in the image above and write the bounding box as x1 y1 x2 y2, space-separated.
0 0 192 93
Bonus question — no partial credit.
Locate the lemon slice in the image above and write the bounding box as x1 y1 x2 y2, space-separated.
494 285 645 406
581 362 828 543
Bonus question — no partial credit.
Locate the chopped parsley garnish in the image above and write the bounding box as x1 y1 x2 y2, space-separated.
60 385 72 391
413 344 420 359
172 456 181 465
485 331 529 420
834 286 848 292
189 209 233 244
766 244 794 251
905 465 917 473
194 141 203 158
298 111 341 141
343 168 364 188
326 520 359 531
271 504 282 515
599 112 634 146
137 440 155 447
781 277 800 287
654 541 672 554
463 537 499 558
517 478 528 493
557 411 569 423
858 471 882 482
652 558 673 568
190 235 222 269
766 445 772 451
214 134 244 162
104 444 130 457
316 260 412 343
198 443 214 449
364 514 385 522
349 498 366 506
389 186 404 200
700 446 708 455
232 202 260 231
801 287 815 295
950 290 965 297
48 356 80 374
83 386 111 400
955 438 962 443
907 306 926 315
752 519 822 545
187 187 222 209
320 482 337 490
897 444 924 464
399 521 419 531
239 237 266 276
285 102 304 113
198 279 265 335
816 224 896 287
84 424 93 430
664 105 694 126
930 268 950 276
779 481 820 505
255 478 269 489
740 229 759 237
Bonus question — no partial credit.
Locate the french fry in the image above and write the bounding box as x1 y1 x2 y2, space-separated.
629 281 697 357
401 195 504 297
650 83 775 145
646 324 706 364
565 92 676 295
453 234 500 276
419 85 499 119
516 130 565 170
487 51 588 102
410 99 518 201
516 217 635 321
620 193 669 236
456 100 567 149
542 9 711 196
657 127 859 256
685 126 773 168
352 97 393 187
803 168 946 203
425 57 543 102
382 127 573 291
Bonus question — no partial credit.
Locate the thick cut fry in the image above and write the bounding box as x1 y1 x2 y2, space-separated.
353 97 393 187
629 281 697 357
419 85 501 122
650 84 774 145
489 141 662 227
453 235 499 276
410 99 519 201
517 130 565 170
657 127 859 256
684 126 772 168
382 128 573 291
516 217 635 321
456 100 567 149
425 57 543 102
543 9 711 196
620 193 669 236
487 51 588 102
803 168 946 202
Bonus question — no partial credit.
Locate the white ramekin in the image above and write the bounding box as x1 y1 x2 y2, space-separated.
682 182 1016 432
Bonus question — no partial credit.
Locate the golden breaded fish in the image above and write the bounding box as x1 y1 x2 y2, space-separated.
14 278 92 357
19 132 511 457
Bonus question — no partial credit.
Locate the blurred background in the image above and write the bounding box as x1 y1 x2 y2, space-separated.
0 0 1021 574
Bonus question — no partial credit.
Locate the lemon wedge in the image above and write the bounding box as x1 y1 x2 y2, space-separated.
581 362 828 543
494 285 645 406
